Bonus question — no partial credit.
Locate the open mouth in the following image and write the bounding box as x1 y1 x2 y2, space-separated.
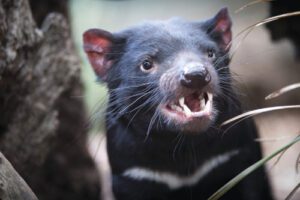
162 91 213 122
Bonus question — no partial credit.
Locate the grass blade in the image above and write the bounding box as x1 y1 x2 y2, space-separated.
221 105 300 126
234 11 300 45
235 0 273 13
285 182 300 200
229 11 300 59
265 83 300 100
208 135 300 200
296 153 300 173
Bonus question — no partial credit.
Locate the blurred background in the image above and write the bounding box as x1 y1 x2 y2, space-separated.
68 0 300 199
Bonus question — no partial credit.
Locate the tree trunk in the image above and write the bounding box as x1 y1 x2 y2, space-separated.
0 152 38 200
0 0 101 199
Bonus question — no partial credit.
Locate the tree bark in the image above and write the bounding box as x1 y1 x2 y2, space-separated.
29 0 69 27
0 152 38 200
0 0 100 199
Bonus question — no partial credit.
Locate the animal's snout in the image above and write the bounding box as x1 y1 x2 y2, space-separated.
180 63 211 89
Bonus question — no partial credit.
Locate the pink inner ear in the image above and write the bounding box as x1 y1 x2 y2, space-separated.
213 8 232 51
83 29 113 78
85 51 108 77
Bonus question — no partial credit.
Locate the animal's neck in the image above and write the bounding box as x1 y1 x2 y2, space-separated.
113 115 217 152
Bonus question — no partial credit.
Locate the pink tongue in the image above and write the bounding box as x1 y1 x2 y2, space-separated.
184 93 201 112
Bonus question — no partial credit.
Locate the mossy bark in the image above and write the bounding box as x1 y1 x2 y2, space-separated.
0 0 100 199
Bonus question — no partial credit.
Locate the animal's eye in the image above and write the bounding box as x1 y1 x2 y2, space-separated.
207 49 215 59
140 59 154 72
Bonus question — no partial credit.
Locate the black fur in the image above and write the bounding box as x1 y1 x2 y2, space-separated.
266 0 300 59
85 9 273 200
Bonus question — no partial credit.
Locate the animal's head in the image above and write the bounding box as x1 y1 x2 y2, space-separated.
83 8 233 134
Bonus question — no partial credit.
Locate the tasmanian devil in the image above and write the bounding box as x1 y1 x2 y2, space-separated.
83 8 273 200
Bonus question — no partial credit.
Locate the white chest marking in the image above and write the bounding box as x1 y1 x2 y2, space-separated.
122 150 239 190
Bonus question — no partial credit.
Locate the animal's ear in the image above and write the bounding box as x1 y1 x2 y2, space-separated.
83 29 114 81
204 8 232 52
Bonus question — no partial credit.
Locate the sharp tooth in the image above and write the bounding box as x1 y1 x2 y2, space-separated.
170 104 177 110
178 97 192 115
198 93 204 100
203 92 213 112
171 104 183 112
179 97 185 107
207 92 213 101
182 105 192 115
200 98 205 108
